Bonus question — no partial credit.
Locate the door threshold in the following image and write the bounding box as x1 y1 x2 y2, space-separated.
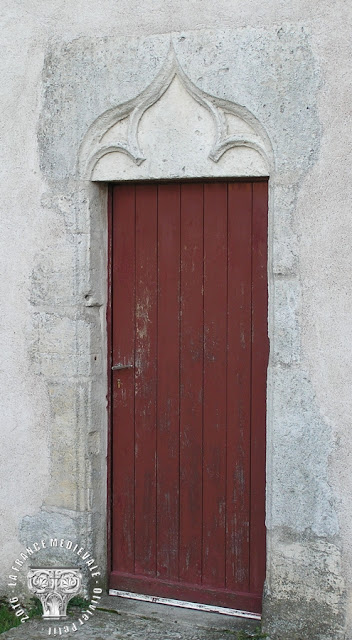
108 589 261 621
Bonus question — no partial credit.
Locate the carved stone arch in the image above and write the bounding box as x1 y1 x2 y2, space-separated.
78 45 273 181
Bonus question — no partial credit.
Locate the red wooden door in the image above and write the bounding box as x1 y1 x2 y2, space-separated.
109 181 268 614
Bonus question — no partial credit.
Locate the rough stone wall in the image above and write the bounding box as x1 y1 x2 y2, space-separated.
1 3 352 639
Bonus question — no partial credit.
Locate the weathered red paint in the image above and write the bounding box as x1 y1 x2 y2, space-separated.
111 186 135 574
179 183 204 585
226 182 252 593
109 181 268 614
134 184 158 576
202 183 228 588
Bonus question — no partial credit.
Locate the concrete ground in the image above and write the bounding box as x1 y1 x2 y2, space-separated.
1 596 260 639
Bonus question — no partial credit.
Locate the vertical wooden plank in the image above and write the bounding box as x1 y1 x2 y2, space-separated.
202 182 227 588
134 184 158 576
157 183 181 580
250 181 268 594
179 183 204 584
226 182 252 591
111 184 136 574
